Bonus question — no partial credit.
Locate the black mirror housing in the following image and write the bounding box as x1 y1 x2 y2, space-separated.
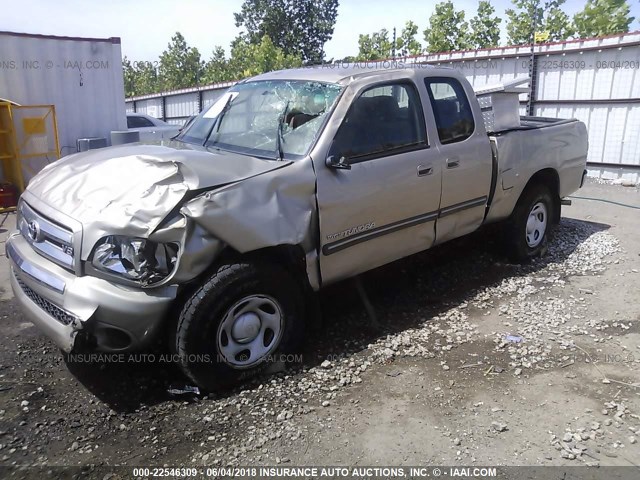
325 155 351 170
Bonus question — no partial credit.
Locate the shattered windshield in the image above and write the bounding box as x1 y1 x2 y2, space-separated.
177 80 343 159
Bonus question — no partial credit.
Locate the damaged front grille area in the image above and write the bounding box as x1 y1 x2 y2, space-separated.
16 277 77 326
18 201 76 272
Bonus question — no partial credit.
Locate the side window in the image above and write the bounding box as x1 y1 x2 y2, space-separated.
424 78 475 144
330 82 426 162
127 115 155 128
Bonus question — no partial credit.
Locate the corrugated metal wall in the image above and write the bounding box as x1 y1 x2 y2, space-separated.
125 82 235 126
125 32 640 177
1 31 127 157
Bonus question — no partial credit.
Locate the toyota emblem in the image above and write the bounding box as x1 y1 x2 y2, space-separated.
27 220 42 242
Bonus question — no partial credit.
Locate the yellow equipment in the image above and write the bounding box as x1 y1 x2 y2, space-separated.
0 102 60 212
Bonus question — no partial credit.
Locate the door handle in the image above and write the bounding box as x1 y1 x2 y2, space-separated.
446 158 460 169
417 165 433 177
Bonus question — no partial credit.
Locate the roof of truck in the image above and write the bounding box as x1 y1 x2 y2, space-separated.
250 63 443 84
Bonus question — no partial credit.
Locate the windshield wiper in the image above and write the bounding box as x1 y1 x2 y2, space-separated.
275 100 290 161
205 94 235 146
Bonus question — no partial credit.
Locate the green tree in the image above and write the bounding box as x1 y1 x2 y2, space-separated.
122 56 136 97
423 1 471 53
506 0 574 45
505 0 539 44
226 35 302 79
158 32 204 90
574 0 634 38
122 57 160 97
356 29 394 61
234 0 339 64
469 1 502 48
396 21 423 56
134 61 160 95
330 55 357 64
203 46 234 84
544 0 575 40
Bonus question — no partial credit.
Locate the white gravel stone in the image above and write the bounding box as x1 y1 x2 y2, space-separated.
491 422 507 432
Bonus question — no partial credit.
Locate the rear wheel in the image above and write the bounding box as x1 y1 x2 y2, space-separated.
505 184 555 261
174 262 303 392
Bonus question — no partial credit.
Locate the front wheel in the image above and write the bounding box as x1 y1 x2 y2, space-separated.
174 262 304 392
505 184 555 261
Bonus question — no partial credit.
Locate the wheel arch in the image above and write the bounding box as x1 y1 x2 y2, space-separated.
164 243 313 344
217 243 320 330
241 244 312 291
521 168 561 224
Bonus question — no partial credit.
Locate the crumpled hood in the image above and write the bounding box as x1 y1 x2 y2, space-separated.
26 144 290 237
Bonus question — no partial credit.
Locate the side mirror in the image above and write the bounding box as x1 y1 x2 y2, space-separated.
325 155 351 170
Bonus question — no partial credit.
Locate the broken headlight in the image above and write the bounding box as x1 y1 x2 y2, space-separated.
91 236 178 286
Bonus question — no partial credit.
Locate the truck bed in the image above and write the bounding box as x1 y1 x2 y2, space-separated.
492 115 579 134
484 116 589 223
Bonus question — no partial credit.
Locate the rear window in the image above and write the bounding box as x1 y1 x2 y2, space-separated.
424 78 474 144
127 115 155 128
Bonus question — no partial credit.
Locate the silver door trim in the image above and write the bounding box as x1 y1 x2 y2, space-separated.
439 196 487 218
322 211 439 256
322 195 489 256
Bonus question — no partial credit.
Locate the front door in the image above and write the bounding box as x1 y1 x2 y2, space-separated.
315 80 443 285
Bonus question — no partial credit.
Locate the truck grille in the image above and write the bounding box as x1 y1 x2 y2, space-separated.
18 202 75 271
16 277 77 326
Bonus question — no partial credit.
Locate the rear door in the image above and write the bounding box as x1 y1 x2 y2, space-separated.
314 78 443 285
424 76 493 244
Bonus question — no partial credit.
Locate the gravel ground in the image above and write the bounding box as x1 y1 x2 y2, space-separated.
0 180 638 475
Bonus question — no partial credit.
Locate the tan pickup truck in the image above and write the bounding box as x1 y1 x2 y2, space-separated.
6 65 588 391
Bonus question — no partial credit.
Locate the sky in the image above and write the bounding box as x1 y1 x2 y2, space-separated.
2 0 640 62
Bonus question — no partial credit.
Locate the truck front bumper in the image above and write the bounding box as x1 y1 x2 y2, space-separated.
6 233 177 352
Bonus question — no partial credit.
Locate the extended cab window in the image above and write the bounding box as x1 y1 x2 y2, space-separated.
425 78 475 144
330 82 426 162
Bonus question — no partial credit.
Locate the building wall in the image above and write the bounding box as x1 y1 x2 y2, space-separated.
0 31 127 158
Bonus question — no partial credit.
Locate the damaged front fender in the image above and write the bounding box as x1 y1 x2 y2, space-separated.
171 158 320 287
149 215 225 284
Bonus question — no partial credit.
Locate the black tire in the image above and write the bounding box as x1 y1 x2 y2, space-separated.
504 183 556 261
174 262 304 392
